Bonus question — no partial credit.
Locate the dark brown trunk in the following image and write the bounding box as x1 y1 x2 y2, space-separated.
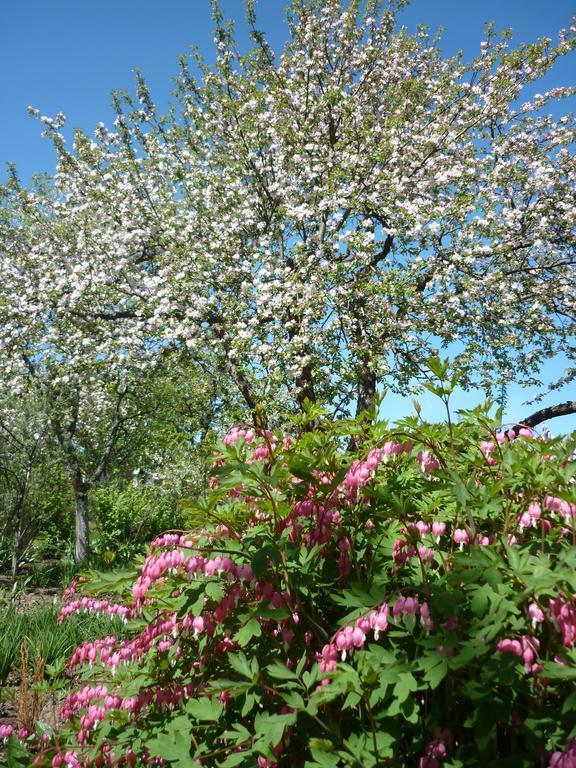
226 359 268 430
295 363 316 411
211 319 268 430
355 366 377 418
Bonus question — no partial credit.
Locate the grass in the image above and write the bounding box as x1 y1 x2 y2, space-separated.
0 602 122 685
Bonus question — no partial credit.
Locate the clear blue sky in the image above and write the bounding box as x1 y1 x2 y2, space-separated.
1 0 574 433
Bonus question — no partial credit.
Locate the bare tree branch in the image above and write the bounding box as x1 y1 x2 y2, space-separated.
515 400 576 430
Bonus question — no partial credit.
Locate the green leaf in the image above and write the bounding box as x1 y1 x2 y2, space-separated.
3 736 32 767
223 723 252 744
228 651 256 680
235 617 262 647
186 697 224 721
267 660 300 680
393 671 418 703
302 666 319 689
258 604 290 621
541 662 576 680
470 586 490 618
251 544 280 576
562 691 576 714
242 691 257 716
190 590 205 616
205 581 225 602
343 690 362 709
424 658 448 690
253 712 297 747
219 753 248 767
426 355 447 380
147 717 194 765
309 749 341 768
282 690 305 709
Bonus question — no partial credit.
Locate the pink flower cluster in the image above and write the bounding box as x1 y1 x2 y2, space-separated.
517 501 545 533
480 427 534 466
319 603 390 669
514 495 576 540
222 429 293 471
549 595 576 648
382 440 411 460
66 548 268 680
284 493 341 548
418 450 441 474
68 611 182 673
61 685 110 720
49 745 163 767
318 595 434 673
131 549 253 603
549 740 576 768
453 529 492 549
59 680 209 762
343 448 384 501
45 425 576 768
223 427 256 446
496 635 541 674
342 442 416 501
68 636 117 671
59 597 130 624
132 549 186 601
419 728 454 768
0 725 14 742
393 596 435 631
149 533 194 549
393 520 447 566
545 495 576 527
480 440 498 466
528 602 545 627
186 555 253 582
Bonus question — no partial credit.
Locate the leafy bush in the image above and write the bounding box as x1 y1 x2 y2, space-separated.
30 469 75 562
0 537 12 572
90 483 181 566
11 408 576 767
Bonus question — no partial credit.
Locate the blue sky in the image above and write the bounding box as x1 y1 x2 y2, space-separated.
1 0 574 432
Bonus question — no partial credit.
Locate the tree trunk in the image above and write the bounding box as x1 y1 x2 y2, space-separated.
73 474 90 563
11 502 25 578
355 365 377 418
295 363 316 411
213 324 268 429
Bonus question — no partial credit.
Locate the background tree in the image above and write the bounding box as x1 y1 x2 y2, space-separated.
0 390 51 575
0 166 236 562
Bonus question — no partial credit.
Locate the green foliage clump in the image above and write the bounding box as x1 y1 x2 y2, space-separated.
32 471 75 560
90 483 181 566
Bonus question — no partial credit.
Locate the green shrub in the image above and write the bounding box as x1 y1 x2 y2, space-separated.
0 537 12 572
11 408 576 766
90 483 181 565
32 471 75 561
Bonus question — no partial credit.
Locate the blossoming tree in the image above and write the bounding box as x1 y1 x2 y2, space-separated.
1 0 575 422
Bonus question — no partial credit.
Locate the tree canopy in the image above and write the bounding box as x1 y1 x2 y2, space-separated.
0 0 575 427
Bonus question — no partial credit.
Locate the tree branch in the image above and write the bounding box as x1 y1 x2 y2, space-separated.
515 401 576 430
